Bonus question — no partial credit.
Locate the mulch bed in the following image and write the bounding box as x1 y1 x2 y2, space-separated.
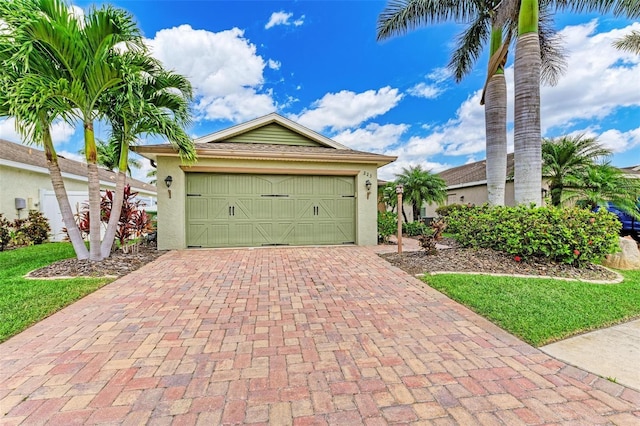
28 245 166 278
28 238 620 282
380 238 621 282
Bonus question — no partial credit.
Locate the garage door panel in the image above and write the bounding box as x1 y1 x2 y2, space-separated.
335 199 355 219
253 199 273 220
185 174 355 247
187 198 209 221
187 223 209 246
187 174 210 195
209 224 230 246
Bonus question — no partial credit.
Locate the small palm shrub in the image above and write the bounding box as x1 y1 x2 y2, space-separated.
378 211 397 243
445 205 620 266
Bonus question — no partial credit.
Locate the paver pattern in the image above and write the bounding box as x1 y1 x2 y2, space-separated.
1 247 639 425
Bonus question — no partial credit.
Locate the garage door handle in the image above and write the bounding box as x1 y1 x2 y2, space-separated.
229 206 235 216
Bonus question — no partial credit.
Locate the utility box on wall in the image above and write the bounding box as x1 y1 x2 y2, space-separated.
15 198 26 211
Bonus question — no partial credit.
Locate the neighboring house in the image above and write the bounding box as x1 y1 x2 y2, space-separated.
0 139 157 241
423 153 523 218
133 113 396 249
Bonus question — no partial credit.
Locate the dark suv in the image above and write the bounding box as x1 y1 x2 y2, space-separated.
597 202 640 241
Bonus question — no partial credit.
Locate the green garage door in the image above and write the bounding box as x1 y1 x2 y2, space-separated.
186 174 355 247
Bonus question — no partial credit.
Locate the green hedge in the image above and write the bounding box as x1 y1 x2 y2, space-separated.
445 205 620 266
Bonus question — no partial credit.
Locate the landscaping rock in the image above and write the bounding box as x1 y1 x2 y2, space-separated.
601 236 640 270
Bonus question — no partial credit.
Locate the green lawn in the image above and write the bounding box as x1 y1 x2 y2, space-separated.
0 243 112 343
422 270 640 347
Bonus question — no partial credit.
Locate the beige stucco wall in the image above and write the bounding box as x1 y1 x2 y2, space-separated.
0 164 156 220
155 156 381 250
421 180 553 218
0 165 91 220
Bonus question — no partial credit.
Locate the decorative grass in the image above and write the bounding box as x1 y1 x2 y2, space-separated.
423 270 640 347
0 243 111 343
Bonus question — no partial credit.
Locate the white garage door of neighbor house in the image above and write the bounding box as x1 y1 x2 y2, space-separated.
41 190 91 242
185 174 356 248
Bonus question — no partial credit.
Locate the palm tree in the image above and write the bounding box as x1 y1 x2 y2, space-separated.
98 54 196 257
0 0 90 259
511 0 640 205
146 168 157 186
614 30 640 54
512 0 543 205
542 135 611 206
6 0 147 260
79 139 142 174
566 163 640 216
377 0 564 207
395 165 447 221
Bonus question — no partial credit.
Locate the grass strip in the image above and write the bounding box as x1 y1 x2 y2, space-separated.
0 243 112 343
423 270 640 346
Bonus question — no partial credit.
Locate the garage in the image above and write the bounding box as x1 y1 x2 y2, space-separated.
133 113 395 250
186 174 355 247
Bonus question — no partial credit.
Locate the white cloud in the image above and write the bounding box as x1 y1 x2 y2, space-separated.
146 25 275 123
378 159 451 181
0 118 76 146
408 67 450 99
265 11 305 29
289 87 404 132
333 123 409 152
540 20 640 133
267 59 281 70
57 150 86 164
408 82 443 99
0 118 20 142
50 121 77 145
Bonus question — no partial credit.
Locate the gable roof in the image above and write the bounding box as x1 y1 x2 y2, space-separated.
194 113 348 149
438 153 515 188
0 139 156 193
134 113 396 167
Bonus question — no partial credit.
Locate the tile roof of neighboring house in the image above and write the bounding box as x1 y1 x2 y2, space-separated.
438 153 515 188
0 139 156 193
622 165 640 176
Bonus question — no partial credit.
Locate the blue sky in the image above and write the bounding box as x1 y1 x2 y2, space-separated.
1 0 639 182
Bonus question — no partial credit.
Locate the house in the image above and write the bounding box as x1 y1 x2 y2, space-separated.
0 139 157 241
423 153 521 218
133 113 396 249
423 157 640 219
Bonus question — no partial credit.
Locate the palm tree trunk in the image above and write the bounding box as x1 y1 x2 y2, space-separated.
84 122 103 261
514 0 542 206
485 73 507 206
101 140 129 257
43 127 90 259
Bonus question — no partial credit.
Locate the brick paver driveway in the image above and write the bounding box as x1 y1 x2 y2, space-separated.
1 247 639 425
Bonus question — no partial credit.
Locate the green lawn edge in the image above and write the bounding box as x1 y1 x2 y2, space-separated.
421 270 640 347
0 243 113 343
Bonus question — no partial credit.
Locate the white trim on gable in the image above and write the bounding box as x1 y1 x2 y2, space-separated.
193 113 349 150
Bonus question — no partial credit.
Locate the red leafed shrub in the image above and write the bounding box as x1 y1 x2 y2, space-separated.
77 185 153 253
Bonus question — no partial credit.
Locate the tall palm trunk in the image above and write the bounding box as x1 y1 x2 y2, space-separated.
485 25 507 206
514 0 541 205
101 132 129 257
43 126 90 259
84 121 103 261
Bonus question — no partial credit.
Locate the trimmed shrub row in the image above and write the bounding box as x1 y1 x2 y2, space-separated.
445 204 620 266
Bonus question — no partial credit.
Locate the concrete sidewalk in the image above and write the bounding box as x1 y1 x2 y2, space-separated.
541 319 640 392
